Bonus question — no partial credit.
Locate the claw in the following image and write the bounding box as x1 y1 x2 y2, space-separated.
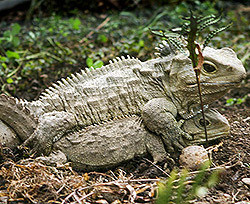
172 140 185 150
183 132 192 140
178 136 188 148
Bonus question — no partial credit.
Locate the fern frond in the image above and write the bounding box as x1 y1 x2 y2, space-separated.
150 28 166 38
203 23 232 49
197 14 216 24
150 28 186 54
179 22 190 35
156 161 220 203
198 15 222 32
164 32 181 38
167 37 186 54
155 40 175 56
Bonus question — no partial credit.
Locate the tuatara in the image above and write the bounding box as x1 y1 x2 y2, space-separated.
0 100 229 170
0 43 246 157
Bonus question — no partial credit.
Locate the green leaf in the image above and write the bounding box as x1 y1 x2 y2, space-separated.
6 78 14 84
139 39 144 47
70 18 81 30
226 98 236 106
11 23 21 35
6 50 20 59
12 36 20 47
28 31 36 39
1 62 7 69
98 34 108 43
86 57 93 68
0 56 7 62
3 30 11 38
236 98 243 104
93 60 104 68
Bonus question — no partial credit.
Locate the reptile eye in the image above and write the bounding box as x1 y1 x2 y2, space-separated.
203 62 217 73
199 119 210 127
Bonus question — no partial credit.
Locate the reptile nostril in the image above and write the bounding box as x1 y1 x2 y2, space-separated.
227 66 233 72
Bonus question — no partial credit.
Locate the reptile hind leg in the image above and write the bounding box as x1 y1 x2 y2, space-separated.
22 111 77 155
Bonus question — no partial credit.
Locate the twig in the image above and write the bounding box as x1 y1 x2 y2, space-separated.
124 178 160 182
143 158 170 177
232 189 240 203
56 183 66 194
78 191 95 202
76 178 160 193
72 190 82 204
62 190 89 204
79 17 110 43
187 160 241 176
186 13 208 144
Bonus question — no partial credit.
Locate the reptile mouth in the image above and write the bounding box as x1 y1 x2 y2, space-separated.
185 132 228 145
186 81 239 87
200 82 240 86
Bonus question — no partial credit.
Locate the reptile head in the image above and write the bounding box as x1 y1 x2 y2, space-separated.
199 47 246 99
181 109 230 145
168 47 246 118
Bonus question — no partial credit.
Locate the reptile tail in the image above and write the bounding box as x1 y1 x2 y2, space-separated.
0 94 37 142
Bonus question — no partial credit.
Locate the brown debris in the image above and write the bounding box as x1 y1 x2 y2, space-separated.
0 159 159 203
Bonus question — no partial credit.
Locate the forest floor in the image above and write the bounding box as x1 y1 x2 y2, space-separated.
0 1 249 203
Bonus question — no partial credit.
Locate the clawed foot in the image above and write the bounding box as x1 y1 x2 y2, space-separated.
162 131 192 153
152 152 175 170
35 150 67 166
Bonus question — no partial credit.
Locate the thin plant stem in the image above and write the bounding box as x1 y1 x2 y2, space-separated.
194 70 208 143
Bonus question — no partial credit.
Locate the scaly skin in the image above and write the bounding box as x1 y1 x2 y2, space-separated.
0 94 37 142
0 45 246 152
0 95 229 170
23 109 229 171
0 94 229 171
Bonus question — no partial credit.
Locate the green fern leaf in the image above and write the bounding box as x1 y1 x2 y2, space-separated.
203 23 232 48
198 16 222 32
197 14 216 24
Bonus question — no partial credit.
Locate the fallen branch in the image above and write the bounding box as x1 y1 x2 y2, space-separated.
79 17 110 43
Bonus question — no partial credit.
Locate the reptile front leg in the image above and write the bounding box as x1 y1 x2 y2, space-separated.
145 131 175 166
142 98 192 153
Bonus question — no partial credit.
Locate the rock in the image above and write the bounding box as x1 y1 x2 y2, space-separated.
242 178 250 186
179 145 210 170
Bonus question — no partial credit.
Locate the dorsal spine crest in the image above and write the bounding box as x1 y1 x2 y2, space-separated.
20 55 167 126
